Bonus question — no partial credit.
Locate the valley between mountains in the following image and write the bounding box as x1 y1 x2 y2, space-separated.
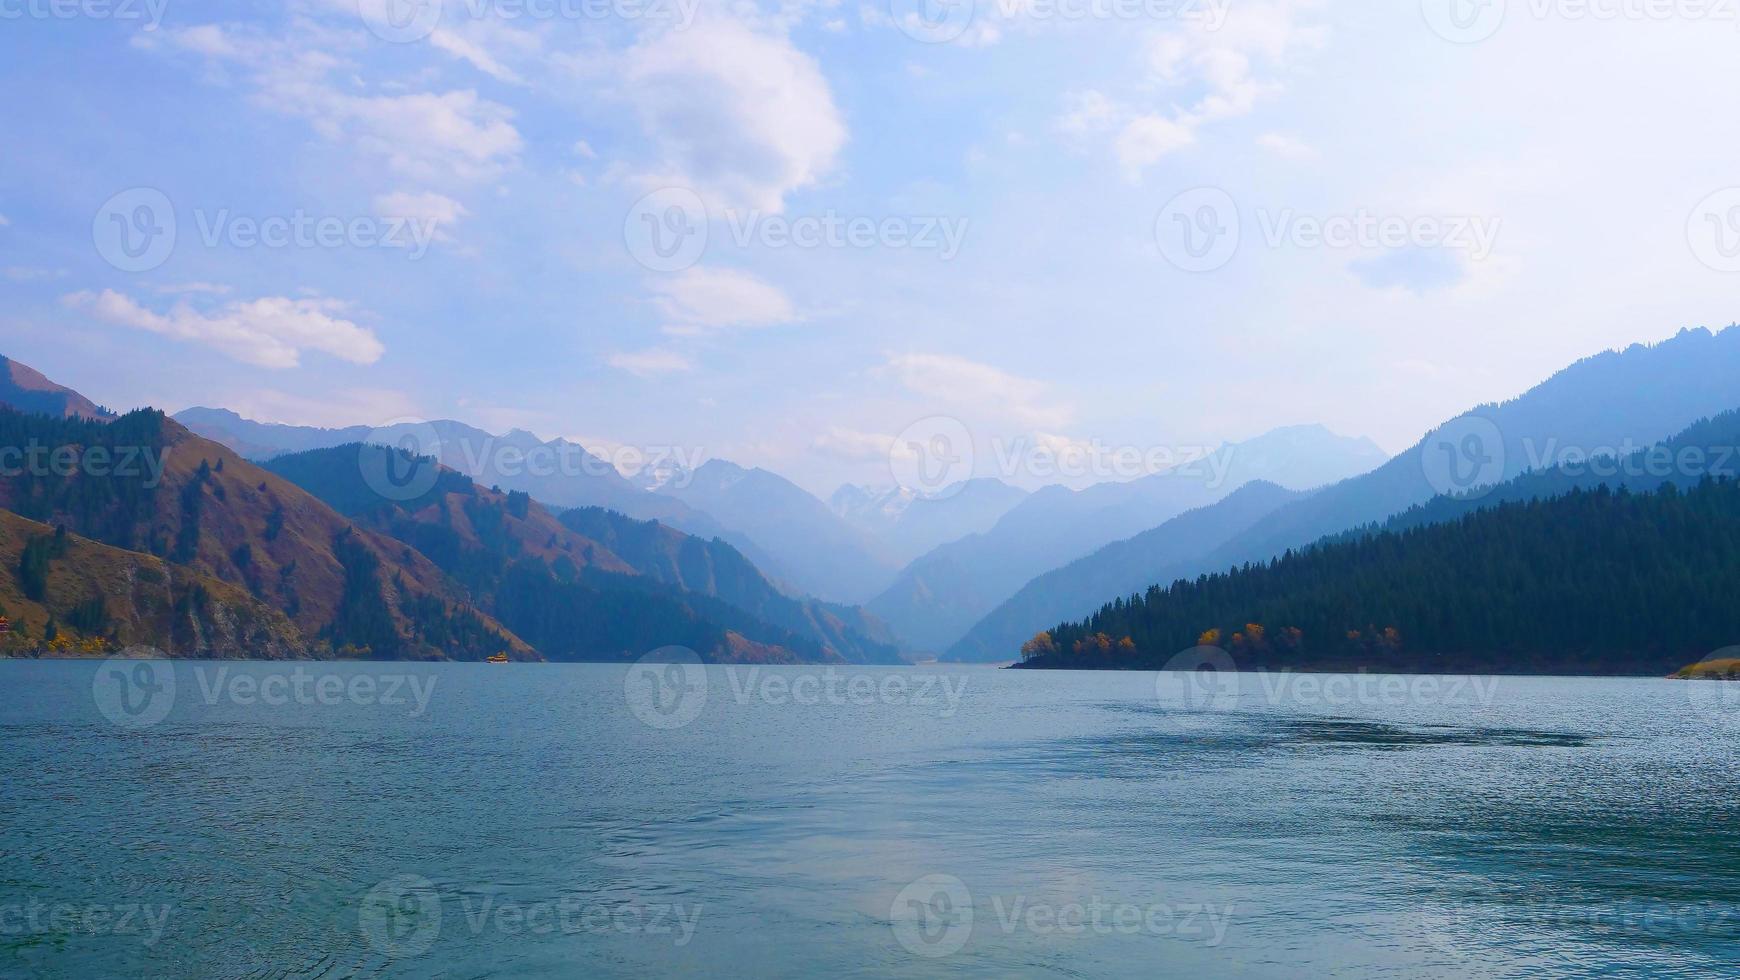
8 324 1740 676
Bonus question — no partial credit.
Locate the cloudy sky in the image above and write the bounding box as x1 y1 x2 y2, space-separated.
3 0 1738 495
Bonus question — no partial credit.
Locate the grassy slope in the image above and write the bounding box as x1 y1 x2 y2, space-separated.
0 510 302 657
0 413 533 660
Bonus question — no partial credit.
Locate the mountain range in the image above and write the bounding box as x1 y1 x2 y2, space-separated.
264 444 900 664
951 325 1740 661
1020 406 1740 676
0 361 901 663
0 406 529 659
870 424 1390 655
830 479 1031 567
175 409 907 604
15 323 1738 667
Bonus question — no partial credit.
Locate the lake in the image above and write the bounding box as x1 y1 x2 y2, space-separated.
2 659 1737 978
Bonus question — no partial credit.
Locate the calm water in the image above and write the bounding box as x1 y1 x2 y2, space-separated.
2 660 1738 978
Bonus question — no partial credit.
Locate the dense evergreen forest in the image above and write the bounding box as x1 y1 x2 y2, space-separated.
1021 478 1740 676
0 408 168 552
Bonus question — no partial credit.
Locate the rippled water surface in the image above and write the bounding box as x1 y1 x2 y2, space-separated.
3 661 1738 978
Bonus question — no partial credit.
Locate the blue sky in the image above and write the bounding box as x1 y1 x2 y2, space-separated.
4 0 1740 495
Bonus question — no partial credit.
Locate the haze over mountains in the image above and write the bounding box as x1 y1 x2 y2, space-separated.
1 363 902 663
871 424 1390 655
177 409 903 604
1024 406 1740 676
264 444 900 664
948 480 1308 662
648 459 899 603
971 325 1740 662
10 324 1740 667
830 479 1031 567
178 409 846 597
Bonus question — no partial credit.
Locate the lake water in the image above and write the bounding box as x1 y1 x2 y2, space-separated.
2 659 1738 978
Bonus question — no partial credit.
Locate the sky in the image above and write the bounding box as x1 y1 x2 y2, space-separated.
3 0 1740 497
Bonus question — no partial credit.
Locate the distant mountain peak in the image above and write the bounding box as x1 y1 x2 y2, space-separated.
634 457 692 491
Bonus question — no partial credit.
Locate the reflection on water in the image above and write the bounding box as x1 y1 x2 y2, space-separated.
1 662 1736 978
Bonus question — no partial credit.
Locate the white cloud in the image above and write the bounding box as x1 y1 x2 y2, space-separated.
607 347 695 377
310 88 522 183
429 20 541 84
1257 132 1317 160
812 426 896 461
1146 1 1324 120
144 25 522 183
880 353 1072 430
374 190 468 243
64 290 384 369
1061 2 1324 179
573 140 597 159
1115 115 1197 178
0 213 10 226
619 17 845 212
1057 90 1118 135
157 22 247 59
654 267 800 334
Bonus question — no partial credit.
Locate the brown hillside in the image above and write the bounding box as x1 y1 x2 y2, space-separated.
0 355 114 421
146 421 536 659
0 409 534 661
0 510 302 658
